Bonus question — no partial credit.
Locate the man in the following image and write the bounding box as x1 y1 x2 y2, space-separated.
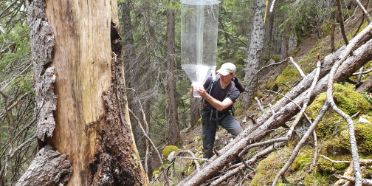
196 62 243 158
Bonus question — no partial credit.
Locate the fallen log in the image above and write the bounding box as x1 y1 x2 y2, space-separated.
178 23 372 186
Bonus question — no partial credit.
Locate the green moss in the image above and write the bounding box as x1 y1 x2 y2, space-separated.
355 123 372 154
333 84 370 115
339 123 372 154
250 148 291 186
303 172 330 186
307 83 370 138
291 149 312 172
274 66 301 92
162 145 179 158
323 135 350 155
317 156 349 175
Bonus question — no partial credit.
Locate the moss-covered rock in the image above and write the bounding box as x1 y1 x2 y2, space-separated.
307 83 370 138
162 145 179 158
326 123 372 155
250 148 291 186
333 84 370 115
317 156 349 174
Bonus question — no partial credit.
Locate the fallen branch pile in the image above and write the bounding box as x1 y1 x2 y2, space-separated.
178 23 372 186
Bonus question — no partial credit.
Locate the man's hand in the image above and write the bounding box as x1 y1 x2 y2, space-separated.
197 86 207 97
197 86 234 111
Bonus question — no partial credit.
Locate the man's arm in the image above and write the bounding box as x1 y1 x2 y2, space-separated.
198 88 233 111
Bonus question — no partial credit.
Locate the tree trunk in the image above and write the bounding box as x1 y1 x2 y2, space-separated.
119 0 148 160
243 0 266 108
166 9 181 145
263 0 274 60
19 0 148 185
178 24 372 185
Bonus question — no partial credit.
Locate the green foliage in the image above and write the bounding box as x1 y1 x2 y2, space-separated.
279 0 331 40
351 123 372 154
0 24 30 73
217 0 252 76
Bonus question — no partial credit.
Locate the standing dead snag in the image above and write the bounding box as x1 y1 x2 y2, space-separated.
19 0 148 185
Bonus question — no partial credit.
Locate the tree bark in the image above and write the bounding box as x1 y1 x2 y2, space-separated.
16 145 71 186
243 0 266 108
178 23 372 186
119 0 148 160
21 0 148 185
356 75 372 92
166 8 181 145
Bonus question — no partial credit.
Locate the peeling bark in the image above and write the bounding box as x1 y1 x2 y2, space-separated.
27 0 56 143
16 145 72 186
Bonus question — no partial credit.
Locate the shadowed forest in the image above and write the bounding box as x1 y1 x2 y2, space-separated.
0 0 371 185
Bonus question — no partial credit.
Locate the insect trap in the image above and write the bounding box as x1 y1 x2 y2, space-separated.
181 0 220 97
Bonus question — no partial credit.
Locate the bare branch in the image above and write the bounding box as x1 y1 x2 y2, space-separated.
257 58 288 75
272 102 330 186
356 67 364 85
239 137 288 157
268 104 276 117
320 155 350 164
211 142 285 186
176 150 203 171
289 57 306 78
325 22 372 186
354 0 371 22
129 109 163 165
334 175 372 186
255 97 265 113
0 63 32 91
336 0 349 46
272 61 321 185
311 131 318 168
353 67 372 75
269 0 277 13
10 134 36 158
138 101 150 174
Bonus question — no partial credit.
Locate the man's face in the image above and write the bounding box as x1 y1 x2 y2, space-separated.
220 72 235 83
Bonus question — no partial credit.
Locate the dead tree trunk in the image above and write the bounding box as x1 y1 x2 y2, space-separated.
243 0 266 108
178 23 372 186
18 0 148 185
